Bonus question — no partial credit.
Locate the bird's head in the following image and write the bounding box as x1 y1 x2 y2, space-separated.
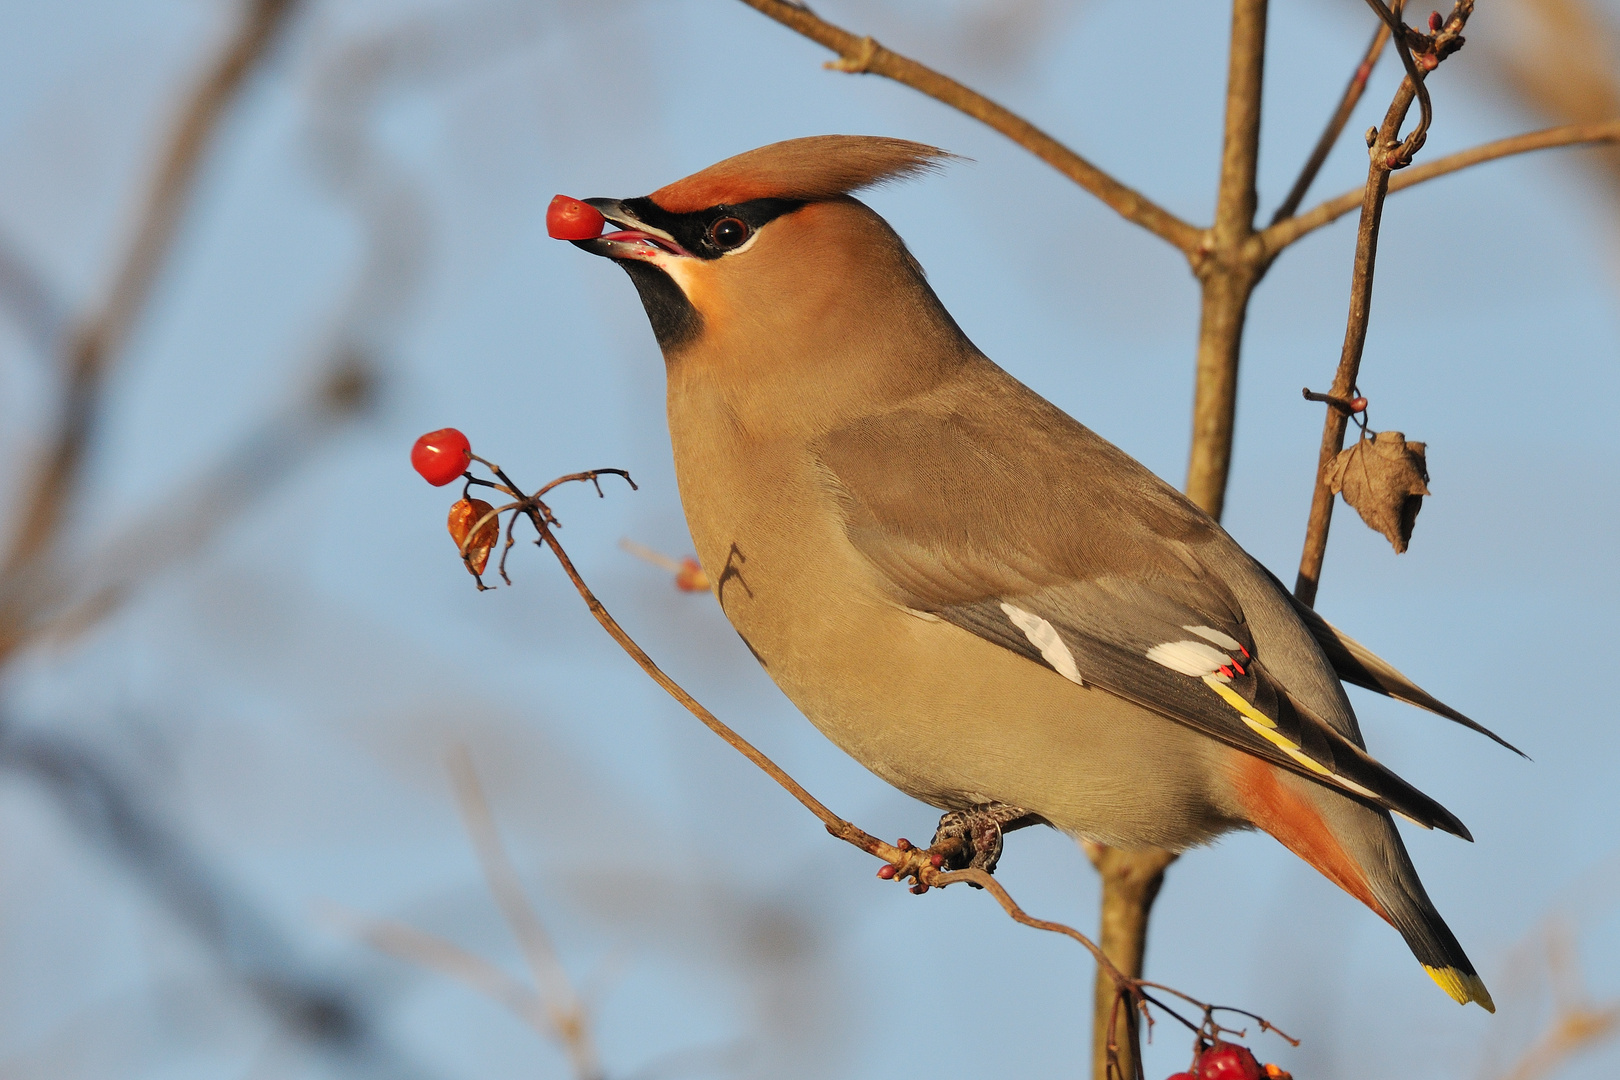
552 136 968 422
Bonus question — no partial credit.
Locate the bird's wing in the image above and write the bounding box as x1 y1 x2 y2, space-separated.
815 398 1471 839
1284 592 1526 757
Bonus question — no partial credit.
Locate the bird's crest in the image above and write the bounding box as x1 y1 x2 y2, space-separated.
648 135 954 213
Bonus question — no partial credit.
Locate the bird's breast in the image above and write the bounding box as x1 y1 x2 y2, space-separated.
661 377 1241 847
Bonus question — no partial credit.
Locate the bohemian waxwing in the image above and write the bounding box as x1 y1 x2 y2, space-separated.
557 135 1517 1010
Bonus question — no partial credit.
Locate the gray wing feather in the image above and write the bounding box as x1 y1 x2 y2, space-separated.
815 381 1473 838
1285 592 1526 757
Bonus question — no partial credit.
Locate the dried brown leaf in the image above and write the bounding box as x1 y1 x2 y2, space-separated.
1325 430 1431 554
448 498 500 576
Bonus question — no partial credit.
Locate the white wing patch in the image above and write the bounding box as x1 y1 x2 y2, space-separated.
1000 603 1084 686
1183 624 1243 651
1146 639 1231 677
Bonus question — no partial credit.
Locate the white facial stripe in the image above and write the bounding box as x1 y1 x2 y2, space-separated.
1000 603 1083 686
658 252 701 293
1147 639 1231 677
1183 624 1242 651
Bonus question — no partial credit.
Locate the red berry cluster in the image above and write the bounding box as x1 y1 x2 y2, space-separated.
1167 1042 1290 1080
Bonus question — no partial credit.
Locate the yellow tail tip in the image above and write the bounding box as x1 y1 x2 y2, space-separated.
1424 965 1496 1012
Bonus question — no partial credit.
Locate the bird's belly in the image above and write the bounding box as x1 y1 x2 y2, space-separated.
676 457 1242 850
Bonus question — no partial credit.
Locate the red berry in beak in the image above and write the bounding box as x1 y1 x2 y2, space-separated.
674 556 709 592
412 427 472 486
547 195 605 240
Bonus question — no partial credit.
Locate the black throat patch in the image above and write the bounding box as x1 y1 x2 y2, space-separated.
618 259 701 354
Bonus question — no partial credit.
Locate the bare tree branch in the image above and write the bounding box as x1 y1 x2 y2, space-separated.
1266 119 1620 253
1294 2 1472 605
0 725 440 1080
733 0 1204 255
1183 0 1269 522
1272 20 1391 225
5 356 374 655
446 747 602 1080
2 0 300 578
332 907 544 1022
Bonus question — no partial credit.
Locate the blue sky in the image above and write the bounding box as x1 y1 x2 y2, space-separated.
0 2 1616 1078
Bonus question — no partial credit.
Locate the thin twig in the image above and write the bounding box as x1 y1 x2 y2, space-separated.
1 0 300 577
1272 20 1391 224
1294 1 1473 606
507 477 1161 1049
1364 0 1433 167
1265 119 1620 253
327 904 544 1023
8 359 373 653
732 0 1203 255
1497 1004 1620 1080
445 750 602 1080
446 751 580 1011
618 538 685 574
455 458 1295 1079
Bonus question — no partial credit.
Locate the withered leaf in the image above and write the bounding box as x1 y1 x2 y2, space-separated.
447 497 500 576
1325 430 1431 554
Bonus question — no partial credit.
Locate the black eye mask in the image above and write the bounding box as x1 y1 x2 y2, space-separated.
620 196 806 260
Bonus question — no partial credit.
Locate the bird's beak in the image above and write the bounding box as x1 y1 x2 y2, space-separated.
573 199 693 261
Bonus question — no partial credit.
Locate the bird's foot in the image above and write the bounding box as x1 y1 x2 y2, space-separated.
874 805 1039 894
930 803 1036 877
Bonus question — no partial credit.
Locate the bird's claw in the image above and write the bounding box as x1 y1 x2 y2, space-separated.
930 808 1007 878
875 805 1034 892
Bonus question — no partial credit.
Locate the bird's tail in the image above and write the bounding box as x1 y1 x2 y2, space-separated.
1255 768 1494 1010
1352 808 1494 1011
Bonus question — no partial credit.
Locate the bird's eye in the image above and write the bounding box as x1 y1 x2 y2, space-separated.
709 217 749 251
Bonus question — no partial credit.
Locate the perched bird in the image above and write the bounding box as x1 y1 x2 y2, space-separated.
556 135 1516 1009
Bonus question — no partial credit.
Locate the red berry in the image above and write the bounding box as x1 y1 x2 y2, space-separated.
547 195 605 240
674 556 709 592
1198 1044 1262 1080
412 428 471 486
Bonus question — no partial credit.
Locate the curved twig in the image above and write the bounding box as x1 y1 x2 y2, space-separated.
442 455 1298 1080
1363 0 1430 167
732 0 1203 255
